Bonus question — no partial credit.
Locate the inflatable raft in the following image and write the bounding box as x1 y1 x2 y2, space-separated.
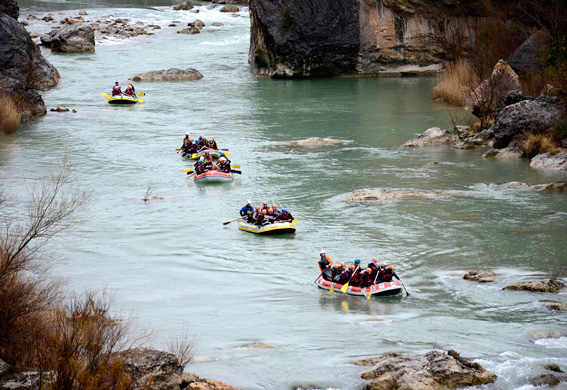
315 276 402 297
182 148 223 160
238 220 296 234
194 170 233 183
107 95 143 105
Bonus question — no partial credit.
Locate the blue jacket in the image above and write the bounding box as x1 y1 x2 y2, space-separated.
240 204 254 216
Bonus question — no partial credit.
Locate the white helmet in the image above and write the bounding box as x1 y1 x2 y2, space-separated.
185 132 190 137
219 157 226 162
247 200 252 205
200 157 204 162
320 250 325 255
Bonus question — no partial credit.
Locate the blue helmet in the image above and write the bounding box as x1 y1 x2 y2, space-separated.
220 152 225 156
282 209 287 213
354 259 361 264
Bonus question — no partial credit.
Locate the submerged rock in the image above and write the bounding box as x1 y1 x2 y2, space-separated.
360 350 497 390
544 302 567 311
130 68 203 82
240 342 275 349
276 137 343 146
342 188 451 202
50 105 69 112
532 180 567 192
503 280 566 293
463 270 496 283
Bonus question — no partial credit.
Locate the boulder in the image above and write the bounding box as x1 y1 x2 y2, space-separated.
495 89 532 116
0 359 13 381
482 146 523 159
503 280 566 293
0 371 52 390
0 0 18 19
530 153 567 170
404 127 458 147
360 350 497 390
492 96 565 149
181 373 239 389
463 270 496 283
130 68 203 82
178 27 200 34
0 11 60 121
543 363 564 373
120 348 183 390
220 5 239 12
530 373 566 387
50 105 69 112
49 23 95 53
173 2 193 10
188 19 205 29
507 30 550 75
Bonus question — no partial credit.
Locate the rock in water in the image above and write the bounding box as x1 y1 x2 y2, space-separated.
503 280 566 293
50 24 95 53
131 68 203 82
463 270 496 283
360 350 497 390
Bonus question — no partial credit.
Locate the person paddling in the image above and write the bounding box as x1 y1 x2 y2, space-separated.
111 82 122 96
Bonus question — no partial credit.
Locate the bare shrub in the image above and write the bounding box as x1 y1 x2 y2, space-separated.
433 58 478 106
46 291 137 390
0 91 21 133
0 157 90 370
166 328 197 368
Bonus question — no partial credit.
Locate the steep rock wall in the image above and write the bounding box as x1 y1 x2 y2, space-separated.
249 0 480 77
0 0 59 121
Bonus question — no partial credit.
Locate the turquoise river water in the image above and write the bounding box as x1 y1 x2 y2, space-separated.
1 1 567 389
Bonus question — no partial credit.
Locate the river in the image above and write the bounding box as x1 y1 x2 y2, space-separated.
1 1 567 389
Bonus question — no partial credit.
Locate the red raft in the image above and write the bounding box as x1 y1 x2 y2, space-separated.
193 170 233 183
316 275 402 297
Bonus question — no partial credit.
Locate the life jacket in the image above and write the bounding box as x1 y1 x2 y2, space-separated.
339 270 351 284
381 270 394 282
318 256 332 271
240 204 254 216
125 88 134 96
112 86 122 96
360 273 373 287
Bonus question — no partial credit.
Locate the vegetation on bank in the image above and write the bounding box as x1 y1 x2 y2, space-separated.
0 90 21 133
433 0 567 153
0 159 195 389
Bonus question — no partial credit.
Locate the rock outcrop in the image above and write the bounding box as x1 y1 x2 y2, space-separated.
249 0 497 77
0 7 59 122
492 96 565 149
359 350 497 390
48 23 95 53
130 68 203 82
404 127 459 147
503 280 566 293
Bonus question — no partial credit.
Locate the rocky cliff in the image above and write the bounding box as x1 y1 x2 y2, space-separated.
249 0 486 77
0 0 59 122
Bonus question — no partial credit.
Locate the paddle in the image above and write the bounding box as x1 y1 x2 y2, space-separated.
101 92 109 96
184 169 193 174
313 271 324 284
329 283 335 293
400 280 410 297
137 98 145 103
341 266 359 293
136 93 145 96
223 218 244 225
232 165 240 169
231 169 242 174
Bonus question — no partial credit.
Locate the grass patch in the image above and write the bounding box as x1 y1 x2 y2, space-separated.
433 58 478 106
523 132 562 157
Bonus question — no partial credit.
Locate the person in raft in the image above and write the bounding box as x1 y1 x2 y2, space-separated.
275 209 294 222
216 156 231 172
240 200 254 218
194 157 206 175
207 137 218 150
378 265 400 283
111 82 122 96
124 83 136 97
318 251 333 271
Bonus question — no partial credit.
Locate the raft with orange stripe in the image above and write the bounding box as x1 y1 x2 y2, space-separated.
316 276 402 296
